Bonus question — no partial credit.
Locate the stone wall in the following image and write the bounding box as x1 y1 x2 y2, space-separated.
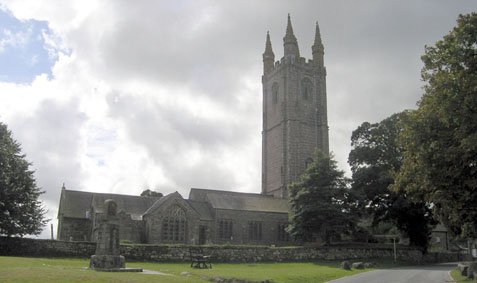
0 237 467 264
0 237 95 257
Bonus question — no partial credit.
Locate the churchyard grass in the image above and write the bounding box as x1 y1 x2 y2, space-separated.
0 256 371 283
450 268 476 282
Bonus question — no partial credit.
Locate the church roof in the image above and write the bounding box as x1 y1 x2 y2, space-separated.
58 189 94 219
58 188 159 220
143 191 181 216
189 188 289 213
91 192 159 220
187 200 214 221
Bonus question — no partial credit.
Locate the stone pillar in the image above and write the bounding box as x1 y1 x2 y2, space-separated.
90 199 125 270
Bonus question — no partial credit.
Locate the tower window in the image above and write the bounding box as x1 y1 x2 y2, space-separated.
272 83 279 104
301 78 313 100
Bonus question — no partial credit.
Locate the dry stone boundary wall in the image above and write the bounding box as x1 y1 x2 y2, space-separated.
0 237 464 264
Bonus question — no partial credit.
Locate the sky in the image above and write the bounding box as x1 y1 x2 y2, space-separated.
0 1 476 239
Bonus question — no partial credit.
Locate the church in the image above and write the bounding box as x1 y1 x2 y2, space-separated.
57 15 329 245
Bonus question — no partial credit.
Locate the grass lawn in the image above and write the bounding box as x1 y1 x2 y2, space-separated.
450 268 477 283
0 256 372 283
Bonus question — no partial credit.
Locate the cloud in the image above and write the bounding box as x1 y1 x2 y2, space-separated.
0 27 31 52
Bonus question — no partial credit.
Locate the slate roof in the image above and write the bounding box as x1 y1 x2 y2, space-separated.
189 188 289 213
58 189 94 219
58 188 159 220
91 192 159 220
143 191 181 216
58 188 288 221
187 200 214 221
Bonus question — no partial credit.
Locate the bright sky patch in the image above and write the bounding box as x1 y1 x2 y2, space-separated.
0 8 62 83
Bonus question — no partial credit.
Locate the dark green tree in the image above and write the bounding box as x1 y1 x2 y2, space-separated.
288 151 356 243
140 189 163 198
349 112 436 252
0 122 47 237
394 13 477 239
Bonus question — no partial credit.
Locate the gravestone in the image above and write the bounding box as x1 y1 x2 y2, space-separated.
89 199 136 271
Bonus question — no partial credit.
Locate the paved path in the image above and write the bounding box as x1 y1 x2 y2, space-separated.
328 262 457 283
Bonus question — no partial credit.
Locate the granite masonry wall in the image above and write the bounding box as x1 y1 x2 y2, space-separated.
0 237 466 264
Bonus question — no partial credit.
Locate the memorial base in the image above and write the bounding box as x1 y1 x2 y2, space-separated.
90 255 126 270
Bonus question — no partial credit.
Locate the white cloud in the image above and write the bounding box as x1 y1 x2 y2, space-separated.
0 26 32 52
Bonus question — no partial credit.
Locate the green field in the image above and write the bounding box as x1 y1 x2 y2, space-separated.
0 256 371 283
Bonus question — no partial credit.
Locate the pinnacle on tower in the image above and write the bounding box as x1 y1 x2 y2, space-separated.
285 14 295 40
313 21 322 46
264 31 274 55
263 31 275 74
312 21 324 66
283 14 300 59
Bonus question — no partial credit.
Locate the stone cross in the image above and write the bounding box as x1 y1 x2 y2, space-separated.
90 199 125 270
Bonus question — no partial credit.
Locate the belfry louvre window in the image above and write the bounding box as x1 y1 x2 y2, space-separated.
162 205 187 242
248 221 263 241
277 223 290 242
218 219 233 239
301 78 313 100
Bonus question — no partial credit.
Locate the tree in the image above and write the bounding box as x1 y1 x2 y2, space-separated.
140 189 163 198
394 13 477 239
0 122 47 237
349 113 404 208
288 151 356 243
349 112 436 252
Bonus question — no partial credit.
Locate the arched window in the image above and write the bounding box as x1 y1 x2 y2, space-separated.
301 78 313 100
272 82 279 104
162 205 187 242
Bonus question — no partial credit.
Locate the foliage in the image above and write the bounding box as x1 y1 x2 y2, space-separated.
450 268 474 283
393 13 477 238
140 189 163 198
0 122 47 237
349 113 436 252
288 151 357 243
349 113 404 208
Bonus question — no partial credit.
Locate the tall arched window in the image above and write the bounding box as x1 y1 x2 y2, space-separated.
272 82 279 104
162 205 187 242
301 78 313 100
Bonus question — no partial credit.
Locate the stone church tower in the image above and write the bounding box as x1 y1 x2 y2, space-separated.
261 15 329 198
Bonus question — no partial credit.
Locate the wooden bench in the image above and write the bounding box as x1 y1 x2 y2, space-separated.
190 247 212 269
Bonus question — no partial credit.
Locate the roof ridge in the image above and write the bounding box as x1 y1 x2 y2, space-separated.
190 187 268 197
65 188 160 199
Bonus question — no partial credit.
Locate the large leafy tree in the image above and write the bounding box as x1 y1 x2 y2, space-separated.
349 113 404 208
0 122 47 237
349 112 436 252
288 151 356 243
394 13 477 238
